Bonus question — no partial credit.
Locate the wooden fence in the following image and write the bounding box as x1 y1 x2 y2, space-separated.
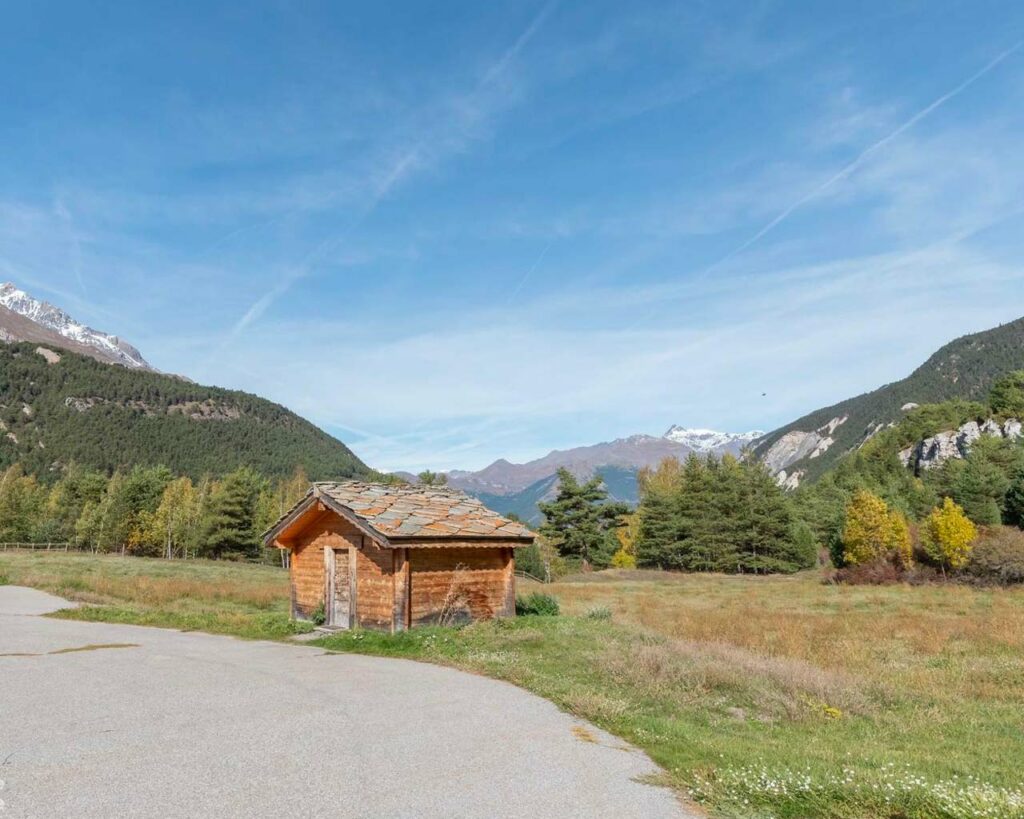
0 542 78 552
0 542 286 567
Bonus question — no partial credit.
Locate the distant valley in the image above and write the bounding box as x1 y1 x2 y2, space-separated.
438 427 763 523
431 316 1024 520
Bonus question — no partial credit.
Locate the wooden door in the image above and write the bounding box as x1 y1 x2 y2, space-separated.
325 547 353 628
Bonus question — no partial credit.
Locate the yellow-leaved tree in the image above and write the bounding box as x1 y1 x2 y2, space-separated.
921 497 977 571
842 489 912 568
611 512 639 569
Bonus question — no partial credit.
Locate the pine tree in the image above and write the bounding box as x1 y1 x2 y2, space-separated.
1006 470 1024 529
199 467 266 559
636 455 807 574
989 370 1024 417
949 438 1014 525
734 460 801 573
635 484 681 568
538 468 629 567
635 459 683 568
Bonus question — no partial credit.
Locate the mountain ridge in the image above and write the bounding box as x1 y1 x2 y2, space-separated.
0 282 375 483
0 283 153 370
446 426 762 496
754 315 1024 485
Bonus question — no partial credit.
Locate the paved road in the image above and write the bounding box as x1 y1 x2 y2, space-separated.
0 587 691 819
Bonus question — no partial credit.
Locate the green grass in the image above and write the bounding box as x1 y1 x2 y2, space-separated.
2 551 1023 817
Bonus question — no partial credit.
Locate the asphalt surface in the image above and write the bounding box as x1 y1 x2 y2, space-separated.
0 586 692 818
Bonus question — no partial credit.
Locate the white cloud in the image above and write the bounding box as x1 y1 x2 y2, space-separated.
186 238 1024 472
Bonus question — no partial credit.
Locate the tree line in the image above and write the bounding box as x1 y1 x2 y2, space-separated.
0 462 311 560
534 458 815 575
531 372 1024 579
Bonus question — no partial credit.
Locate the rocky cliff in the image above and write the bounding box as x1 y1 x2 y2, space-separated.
900 418 1022 472
754 316 1024 486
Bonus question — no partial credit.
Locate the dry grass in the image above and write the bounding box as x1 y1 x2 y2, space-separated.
0 551 299 639
6 551 1024 815
540 569 1024 709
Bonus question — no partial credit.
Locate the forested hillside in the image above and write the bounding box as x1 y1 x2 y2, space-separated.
0 342 369 481
754 316 1024 484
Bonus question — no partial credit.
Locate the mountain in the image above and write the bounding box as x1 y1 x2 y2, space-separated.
448 426 762 496
663 426 763 452
754 316 1024 486
0 340 370 481
472 466 643 526
0 283 373 481
446 426 762 523
0 283 153 370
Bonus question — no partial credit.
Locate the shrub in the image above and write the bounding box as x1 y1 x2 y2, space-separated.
515 592 560 616
830 559 939 586
610 548 637 569
920 497 977 570
841 490 912 568
310 601 326 626
966 527 1024 584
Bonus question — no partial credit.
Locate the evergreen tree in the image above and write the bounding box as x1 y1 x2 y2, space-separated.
948 437 1018 526
1006 470 1024 529
635 482 681 568
538 468 629 567
417 470 447 486
635 459 683 568
200 467 266 559
989 370 1024 418
677 455 719 571
734 460 804 573
636 456 807 573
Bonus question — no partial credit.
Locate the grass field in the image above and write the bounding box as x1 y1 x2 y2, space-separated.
2 552 1022 818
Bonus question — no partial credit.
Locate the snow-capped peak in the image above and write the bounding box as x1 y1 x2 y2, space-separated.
0 282 152 370
662 425 764 453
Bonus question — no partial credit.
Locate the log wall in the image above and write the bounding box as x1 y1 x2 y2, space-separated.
355 539 394 630
408 547 512 626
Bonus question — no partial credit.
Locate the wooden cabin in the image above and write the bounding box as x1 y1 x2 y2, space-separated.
263 482 534 631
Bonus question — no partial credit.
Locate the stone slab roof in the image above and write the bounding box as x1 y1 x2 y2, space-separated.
265 481 534 545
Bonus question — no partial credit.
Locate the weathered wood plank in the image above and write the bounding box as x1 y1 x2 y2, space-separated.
393 547 410 633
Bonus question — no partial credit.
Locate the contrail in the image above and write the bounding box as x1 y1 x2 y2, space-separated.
706 39 1024 274
228 1 558 339
506 238 553 304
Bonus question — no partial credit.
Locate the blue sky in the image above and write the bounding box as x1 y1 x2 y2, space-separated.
2 1 1024 472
